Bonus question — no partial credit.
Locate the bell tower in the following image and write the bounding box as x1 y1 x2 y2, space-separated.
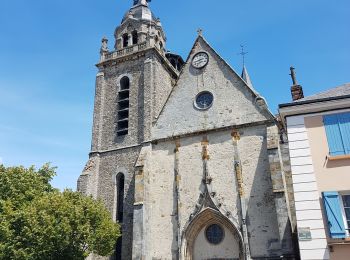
78 1 183 259
94 0 181 150
114 0 166 53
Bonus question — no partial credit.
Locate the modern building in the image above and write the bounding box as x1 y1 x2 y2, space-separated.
78 0 297 259
279 73 350 260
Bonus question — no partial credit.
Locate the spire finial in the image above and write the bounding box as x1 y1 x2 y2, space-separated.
197 28 203 36
133 0 151 6
290 66 298 85
100 37 109 53
238 44 248 67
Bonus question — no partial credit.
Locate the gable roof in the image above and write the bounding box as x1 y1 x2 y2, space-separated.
156 35 275 121
186 35 261 97
152 35 275 140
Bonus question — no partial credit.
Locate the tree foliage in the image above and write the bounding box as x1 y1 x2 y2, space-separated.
0 164 120 260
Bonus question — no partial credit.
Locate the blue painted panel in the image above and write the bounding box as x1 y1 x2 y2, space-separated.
324 115 345 156
323 191 346 239
338 112 350 155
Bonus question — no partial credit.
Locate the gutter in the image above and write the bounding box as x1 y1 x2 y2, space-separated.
279 94 350 108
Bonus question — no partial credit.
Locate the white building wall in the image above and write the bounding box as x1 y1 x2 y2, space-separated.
286 115 330 260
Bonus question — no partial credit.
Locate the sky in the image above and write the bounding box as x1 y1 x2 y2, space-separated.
0 0 349 190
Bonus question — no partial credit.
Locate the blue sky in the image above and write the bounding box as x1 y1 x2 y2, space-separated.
0 0 349 190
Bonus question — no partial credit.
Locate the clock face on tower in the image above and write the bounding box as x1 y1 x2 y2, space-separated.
192 52 209 69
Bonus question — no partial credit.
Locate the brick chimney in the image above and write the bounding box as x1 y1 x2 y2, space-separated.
290 66 304 101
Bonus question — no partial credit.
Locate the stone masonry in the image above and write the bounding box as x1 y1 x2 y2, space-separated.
78 1 298 259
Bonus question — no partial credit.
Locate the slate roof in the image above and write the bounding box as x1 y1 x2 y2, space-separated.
122 1 157 23
241 66 254 89
296 83 350 102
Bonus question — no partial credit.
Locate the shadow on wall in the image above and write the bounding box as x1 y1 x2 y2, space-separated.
245 129 292 258
325 158 350 169
109 165 136 260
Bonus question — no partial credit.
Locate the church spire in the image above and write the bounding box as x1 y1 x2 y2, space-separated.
241 66 254 89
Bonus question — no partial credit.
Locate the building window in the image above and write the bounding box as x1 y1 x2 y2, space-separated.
114 173 125 260
323 192 350 238
116 173 125 223
122 33 129 48
117 77 130 136
342 195 350 234
132 30 138 45
323 112 350 156
195 91 214 110
115 237 122 260
205 224 224 245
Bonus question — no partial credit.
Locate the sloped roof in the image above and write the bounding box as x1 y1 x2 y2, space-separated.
296 83 350 102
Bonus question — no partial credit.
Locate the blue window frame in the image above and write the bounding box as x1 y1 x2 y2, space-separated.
323 112 350 156
343 195 350 233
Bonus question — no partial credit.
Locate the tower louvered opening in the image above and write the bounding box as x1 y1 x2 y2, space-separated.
132 30 138 45
117 77 130 136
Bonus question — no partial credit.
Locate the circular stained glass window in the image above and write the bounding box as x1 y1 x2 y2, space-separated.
195 91 214 110
205 224 224 245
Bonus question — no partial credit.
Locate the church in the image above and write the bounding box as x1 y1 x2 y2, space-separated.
77 0 297 259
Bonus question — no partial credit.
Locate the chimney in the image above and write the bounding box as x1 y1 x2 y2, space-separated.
290 66 304 101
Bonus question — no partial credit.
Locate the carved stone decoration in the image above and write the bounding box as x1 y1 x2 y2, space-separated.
180 137 245 259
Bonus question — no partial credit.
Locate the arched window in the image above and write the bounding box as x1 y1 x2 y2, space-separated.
116 173 125 223
115 237 122 260
117 77 130 136
122 33 129 48
132 30 138 45
114 173 125 260
159 41 163 50
120 76 130 90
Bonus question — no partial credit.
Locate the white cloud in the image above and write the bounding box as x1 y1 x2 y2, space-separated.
0 157 3 164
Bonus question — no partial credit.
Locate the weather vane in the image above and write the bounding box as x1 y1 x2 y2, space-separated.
238 44 248 67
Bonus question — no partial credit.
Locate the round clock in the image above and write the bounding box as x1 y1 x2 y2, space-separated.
195 91 214 110
192 52 209 69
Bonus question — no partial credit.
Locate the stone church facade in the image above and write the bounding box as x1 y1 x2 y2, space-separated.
78 1 297 259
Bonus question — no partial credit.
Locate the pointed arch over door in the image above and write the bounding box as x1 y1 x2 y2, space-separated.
181 208 245 260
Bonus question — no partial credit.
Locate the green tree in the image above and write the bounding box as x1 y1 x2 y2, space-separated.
0 164 120 260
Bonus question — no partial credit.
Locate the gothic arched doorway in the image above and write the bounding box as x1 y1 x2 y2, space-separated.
181 208 244 260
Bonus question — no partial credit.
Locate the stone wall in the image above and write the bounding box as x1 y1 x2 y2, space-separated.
140 125 295 259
